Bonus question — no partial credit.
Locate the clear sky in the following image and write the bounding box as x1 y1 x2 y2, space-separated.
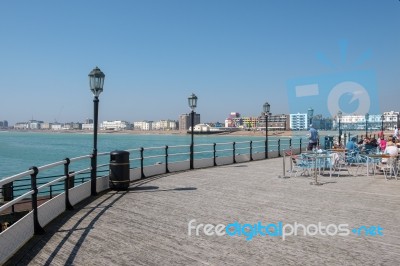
0 0 399 125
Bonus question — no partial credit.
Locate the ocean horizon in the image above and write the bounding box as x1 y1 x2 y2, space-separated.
0 129 371 179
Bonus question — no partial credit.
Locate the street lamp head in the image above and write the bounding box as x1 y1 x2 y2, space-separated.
263 102 270 115
307 107 314 118
365 113 369 120
337 110 342 119
188 93 198 111
88 67 105 97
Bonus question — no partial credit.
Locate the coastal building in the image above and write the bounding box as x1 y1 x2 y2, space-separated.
13 122 29 130
179 113 200 131
82 123 94 130
40 122 52 130
51 123 62 130
0 120 8 128
259 114 289 131
134 121 153 131
241 116 258 128
333 113 396 131
153 120 178 130
28 120 43 130
72 122 82 130
311 115 332 130
383 111 400 130
289 113 308 130
224 112 242 128
101 120 132 131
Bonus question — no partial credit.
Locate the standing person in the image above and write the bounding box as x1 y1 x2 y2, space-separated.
307 124 319 151
394 126 399 140
379 135 387 152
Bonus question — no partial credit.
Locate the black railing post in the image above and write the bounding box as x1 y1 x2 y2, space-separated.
299 138 302 153
49 186 53 199
278 139 281 157
140 147 146 179
233 142 236 163
213 143 217 166
90 152 97 196
165 145 170 173
30 166 45 235
64 158 73 210
250 141 253 161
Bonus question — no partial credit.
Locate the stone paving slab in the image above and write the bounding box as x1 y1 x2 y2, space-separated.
6 157 400 266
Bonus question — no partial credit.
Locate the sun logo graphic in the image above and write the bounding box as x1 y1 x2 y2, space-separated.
287 40 379 118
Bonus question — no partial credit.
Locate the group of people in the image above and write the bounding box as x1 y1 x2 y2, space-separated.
346 134 399 159
306 124 400 158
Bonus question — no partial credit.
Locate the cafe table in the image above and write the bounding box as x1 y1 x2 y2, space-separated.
303 152 332 185
367 153 398 178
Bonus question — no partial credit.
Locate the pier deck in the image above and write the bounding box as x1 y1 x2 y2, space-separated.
6 158 400 265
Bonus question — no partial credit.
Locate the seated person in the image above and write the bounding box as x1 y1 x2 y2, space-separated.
346 137 359 152
346 137 360 164
382 141 398 163
365 138 378 153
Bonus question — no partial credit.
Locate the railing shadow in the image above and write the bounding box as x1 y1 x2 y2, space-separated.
5 190 124 266
127 185 197 193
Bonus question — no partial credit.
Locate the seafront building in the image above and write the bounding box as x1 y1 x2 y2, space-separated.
101 120 132 131
332 111 400 131
0 120 8 128
133 121 153 131
152 120 178 130
7 110 400 132
179 113 200 131
289 113 308 130
225 112 289 131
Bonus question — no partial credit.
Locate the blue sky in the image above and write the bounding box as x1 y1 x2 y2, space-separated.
0 0 399 125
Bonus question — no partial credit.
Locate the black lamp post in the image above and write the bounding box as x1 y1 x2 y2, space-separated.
338 111 342 146
307 107 314 128
188 93 198 169
365 113 369 138
381 114 384 134
88 67 105 196
263 102 270 159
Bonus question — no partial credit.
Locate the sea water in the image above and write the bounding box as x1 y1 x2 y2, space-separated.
0 130 350 179
0 131 277 179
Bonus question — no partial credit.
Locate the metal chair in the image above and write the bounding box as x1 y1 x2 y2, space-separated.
290 154 313 177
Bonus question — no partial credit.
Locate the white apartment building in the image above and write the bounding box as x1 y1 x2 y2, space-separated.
40 123 52 130
13 122 29 130
51 124 62 130
28 120 43 130
334 113 399 130
383 111 400 130
82 123 94 130
100 120 131 131
134 121 153 131
290 113 308 130
153 120 178 130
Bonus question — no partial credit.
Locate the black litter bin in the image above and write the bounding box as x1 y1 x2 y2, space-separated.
324 136 334 150
109 150 130 190
2 182 13 201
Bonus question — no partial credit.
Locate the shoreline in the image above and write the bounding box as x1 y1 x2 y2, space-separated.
3 129 392 138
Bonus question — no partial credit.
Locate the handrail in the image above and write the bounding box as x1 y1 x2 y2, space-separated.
0 136 308 220
0 190 34 213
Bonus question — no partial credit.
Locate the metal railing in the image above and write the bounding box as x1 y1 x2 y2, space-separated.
0 137 305 231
